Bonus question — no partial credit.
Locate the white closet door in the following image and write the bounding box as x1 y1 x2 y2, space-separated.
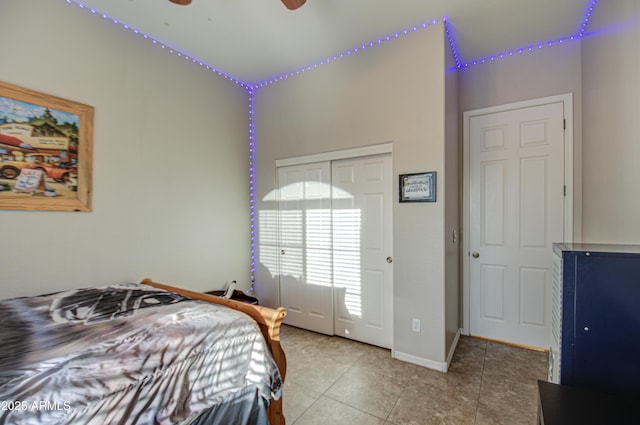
469 102 565 348
278 162 334 335
332 154 393 348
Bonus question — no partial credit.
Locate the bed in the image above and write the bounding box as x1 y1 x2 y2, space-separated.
0 278 287 425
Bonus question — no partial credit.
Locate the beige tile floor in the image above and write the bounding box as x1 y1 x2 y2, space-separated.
280 325 549 425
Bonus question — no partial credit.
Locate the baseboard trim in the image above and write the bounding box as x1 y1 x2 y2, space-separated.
469 334 549 352
392 329 462 373
392 350 448 372
444 328 462 372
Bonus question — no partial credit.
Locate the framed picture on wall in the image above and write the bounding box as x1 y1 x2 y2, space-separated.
399 171 436 203
0 81 93 211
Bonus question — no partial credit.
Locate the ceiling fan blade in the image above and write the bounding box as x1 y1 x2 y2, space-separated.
281 0 306 10
169 0 192 5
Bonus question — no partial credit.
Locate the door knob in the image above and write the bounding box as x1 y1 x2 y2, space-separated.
472 252 480 258
386 257 393 263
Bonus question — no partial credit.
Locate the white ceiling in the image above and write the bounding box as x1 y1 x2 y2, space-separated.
72 0 594 84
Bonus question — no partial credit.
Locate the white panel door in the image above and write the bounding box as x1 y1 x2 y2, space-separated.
332 154 393 348
469 102 565 348
278 162 334 335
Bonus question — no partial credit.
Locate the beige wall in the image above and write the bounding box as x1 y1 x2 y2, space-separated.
581 0 640 243
255 24 451 364
457 0 640 245
5 0 635 369
0 0 250 297
459 41 584 241
444 55 460 357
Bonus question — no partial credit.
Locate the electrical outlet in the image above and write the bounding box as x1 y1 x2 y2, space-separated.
412 318 421 333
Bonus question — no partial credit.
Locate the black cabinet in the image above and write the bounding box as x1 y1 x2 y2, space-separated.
537 380 640 425
551 243 640 398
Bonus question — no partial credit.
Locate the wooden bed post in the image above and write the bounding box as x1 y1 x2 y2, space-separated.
141 279 287 425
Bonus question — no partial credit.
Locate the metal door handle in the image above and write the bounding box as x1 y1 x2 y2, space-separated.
472 252 480 258
386 257 393 263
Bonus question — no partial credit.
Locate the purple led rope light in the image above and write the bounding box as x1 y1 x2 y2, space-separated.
444 18 462 69
456 0 600 69
65 0 257 291
65 0 249 88
457 35 580 69
579 0 598 37
247 88 257 294
253 18 444 87
66 0 600 81
66 0 599 292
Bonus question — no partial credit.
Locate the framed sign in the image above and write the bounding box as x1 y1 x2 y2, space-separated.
0 81 93 211
399 171 436 203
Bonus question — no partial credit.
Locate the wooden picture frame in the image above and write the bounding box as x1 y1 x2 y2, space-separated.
0 81 93 211
399 171 436 203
